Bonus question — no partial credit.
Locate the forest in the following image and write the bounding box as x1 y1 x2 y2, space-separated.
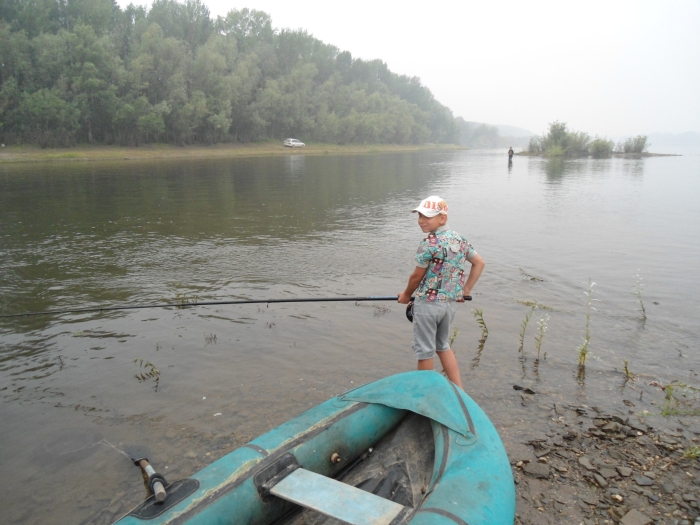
0 0 459 147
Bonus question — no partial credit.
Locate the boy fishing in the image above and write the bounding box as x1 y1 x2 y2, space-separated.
397 196 485 388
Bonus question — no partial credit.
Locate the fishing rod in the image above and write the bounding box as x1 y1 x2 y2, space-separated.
0 296 402 319
0 295 471 320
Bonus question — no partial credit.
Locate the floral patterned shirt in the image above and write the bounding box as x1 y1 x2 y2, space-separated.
414 226 477 302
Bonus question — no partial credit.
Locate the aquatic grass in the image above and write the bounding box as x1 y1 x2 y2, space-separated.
174 292 199 309
518 301 539 353
682 446 700 460
576 280 597 368
133 359 160 391
471 309 488 342
632 273 646 320
204 333 217 345
517 300 553 310
519 268 545 282
449 326 459 347
534 314 549 362
661 382 700 416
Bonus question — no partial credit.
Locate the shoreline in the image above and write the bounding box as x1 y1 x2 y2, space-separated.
0 142 464 164
505 381 700 525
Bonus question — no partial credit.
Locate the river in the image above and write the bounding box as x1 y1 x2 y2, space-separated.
1 149 698 523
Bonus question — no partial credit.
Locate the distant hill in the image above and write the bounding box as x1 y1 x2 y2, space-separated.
456 118 533 148
647 132 700 147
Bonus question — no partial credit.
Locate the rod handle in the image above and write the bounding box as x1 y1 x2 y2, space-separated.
138 459 167 502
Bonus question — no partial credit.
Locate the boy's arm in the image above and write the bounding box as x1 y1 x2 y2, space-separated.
458 254 485 301
398 266 427 304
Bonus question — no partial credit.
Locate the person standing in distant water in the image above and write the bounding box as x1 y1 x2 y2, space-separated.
508 147 514 160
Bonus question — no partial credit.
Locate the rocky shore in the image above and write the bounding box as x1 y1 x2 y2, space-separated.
501 386 700 525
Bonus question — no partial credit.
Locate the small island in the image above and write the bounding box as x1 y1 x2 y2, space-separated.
517 122 678 158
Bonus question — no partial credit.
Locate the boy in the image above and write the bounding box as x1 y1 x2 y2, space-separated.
397 196 485 389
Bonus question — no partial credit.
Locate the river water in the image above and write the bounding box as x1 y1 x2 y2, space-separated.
1 149 698 523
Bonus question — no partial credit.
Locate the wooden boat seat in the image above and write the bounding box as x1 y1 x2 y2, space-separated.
270 468 406 525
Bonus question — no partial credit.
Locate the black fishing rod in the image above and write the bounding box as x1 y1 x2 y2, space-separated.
0 295 472 320
0 296 402 319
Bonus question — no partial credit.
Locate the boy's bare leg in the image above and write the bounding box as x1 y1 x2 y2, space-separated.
437 349 463 388
417 358 434 371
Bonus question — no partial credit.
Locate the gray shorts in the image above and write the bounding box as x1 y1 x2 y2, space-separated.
412 301 458 360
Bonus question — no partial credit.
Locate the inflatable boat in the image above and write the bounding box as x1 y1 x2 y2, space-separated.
115 371 515 525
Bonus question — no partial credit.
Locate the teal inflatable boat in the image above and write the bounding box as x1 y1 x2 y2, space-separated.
115 371 515 525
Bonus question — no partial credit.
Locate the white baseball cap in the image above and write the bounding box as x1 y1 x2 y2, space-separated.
412 196 449 217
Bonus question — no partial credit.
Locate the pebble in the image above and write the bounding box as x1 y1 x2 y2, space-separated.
579 456 596 470
618 466 633 477
594 473 608 488
522 462 550 479
620 508 653 525
635 476 654 486
600 467 618 479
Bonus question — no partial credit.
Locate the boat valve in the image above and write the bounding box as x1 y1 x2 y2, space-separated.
330 452 341 464
133 457 168 502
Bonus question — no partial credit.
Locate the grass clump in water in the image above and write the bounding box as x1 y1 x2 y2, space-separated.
519 268 545 281
576 280 597 368
471 309 488 342
632 273 646 320
518 300 539 353
661 382 700 416
534 314 549 362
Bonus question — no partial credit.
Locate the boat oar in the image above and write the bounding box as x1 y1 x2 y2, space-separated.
99 440 168 502
133 457 168 502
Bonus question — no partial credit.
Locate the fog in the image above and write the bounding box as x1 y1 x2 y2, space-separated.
120 0 699 137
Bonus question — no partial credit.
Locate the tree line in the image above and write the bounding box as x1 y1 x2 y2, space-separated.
0 0 459 147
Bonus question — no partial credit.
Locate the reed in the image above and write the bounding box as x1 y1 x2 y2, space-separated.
576 280 597 367
471 308 488 342
534 314 549 361
204 333 217 345
449 326 459 347
632 273 646 320
518 301 539 352
623 360 632 379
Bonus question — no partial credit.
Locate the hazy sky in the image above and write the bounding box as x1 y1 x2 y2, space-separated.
119 0 699 136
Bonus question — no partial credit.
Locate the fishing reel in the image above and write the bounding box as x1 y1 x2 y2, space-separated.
405 296 472 323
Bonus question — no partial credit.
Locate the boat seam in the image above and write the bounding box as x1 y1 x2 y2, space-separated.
416 507 470 525
449 382 475 436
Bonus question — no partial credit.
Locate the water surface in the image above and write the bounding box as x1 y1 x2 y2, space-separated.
1 150 698 523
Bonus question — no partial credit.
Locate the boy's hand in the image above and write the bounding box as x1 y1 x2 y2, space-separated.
397 291 412 304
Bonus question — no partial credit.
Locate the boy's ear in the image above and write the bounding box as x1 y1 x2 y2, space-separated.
439 214 448 225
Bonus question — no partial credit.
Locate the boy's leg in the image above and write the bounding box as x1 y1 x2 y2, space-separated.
412 302 439 368
437 349 462 388
435 303 463 388
417 358 434 371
